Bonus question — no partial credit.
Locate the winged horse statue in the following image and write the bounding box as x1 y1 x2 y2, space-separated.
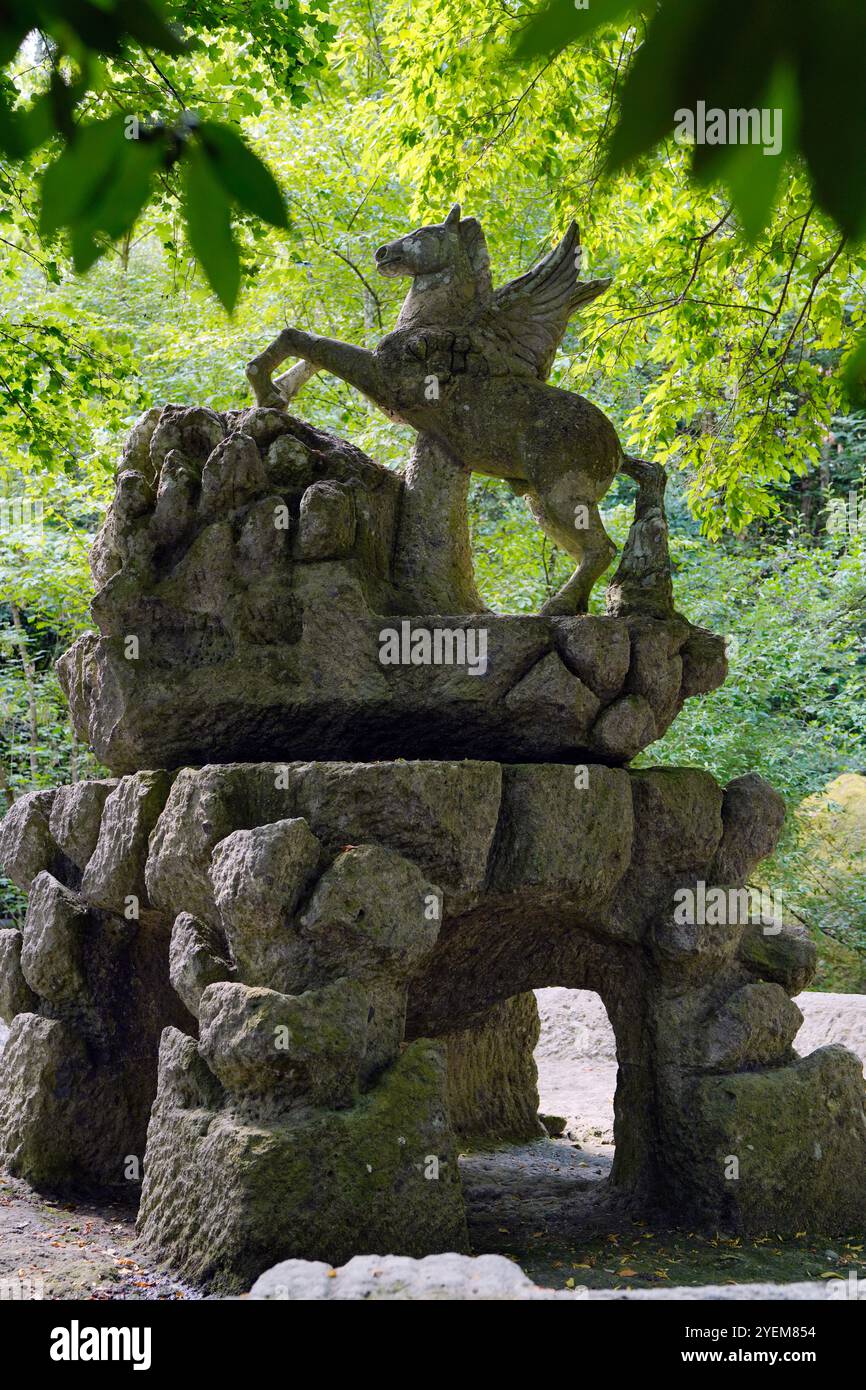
246 205 628 614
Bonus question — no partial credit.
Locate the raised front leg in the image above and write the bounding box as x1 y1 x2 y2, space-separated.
246 329 298 407
246 327 392 413
274 359 319 404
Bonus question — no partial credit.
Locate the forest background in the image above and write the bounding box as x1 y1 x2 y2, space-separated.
1 0 864 987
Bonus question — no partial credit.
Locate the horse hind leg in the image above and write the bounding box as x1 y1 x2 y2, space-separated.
526 489 616 616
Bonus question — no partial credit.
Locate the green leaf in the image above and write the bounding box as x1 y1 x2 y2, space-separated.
48 0 184 58
39 116 127 236
113 0 186 55
608 0 780 174
0 75 24 159
15 89 62 155
197 122 288 228
697 67 798 241
69 224 102 275
0 6 32 66
512 0 634 63
795 0 866 239
843 334 866 409
77 138 164 250
182 143 240 313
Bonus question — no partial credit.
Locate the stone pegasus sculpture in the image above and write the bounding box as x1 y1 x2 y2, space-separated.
246 205 626 614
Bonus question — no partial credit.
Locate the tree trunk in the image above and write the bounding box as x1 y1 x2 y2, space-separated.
10 602 39 785
0 750 15 810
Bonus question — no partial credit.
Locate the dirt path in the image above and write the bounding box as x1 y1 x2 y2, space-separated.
0 1174 202 1301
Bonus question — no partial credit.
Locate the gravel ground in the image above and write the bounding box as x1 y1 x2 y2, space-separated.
461 1136 616 1251
0 987 864 1299
0 1174 200 1301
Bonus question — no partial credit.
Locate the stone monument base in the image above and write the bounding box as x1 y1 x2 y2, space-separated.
2 760 866 1289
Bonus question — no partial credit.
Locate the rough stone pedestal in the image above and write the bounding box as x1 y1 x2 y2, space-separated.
57 405 727 771
4 755 864 1288
2 402 864 1293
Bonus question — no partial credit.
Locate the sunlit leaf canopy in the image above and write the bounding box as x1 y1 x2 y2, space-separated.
0 0 863 539
342 0 866 533
514 0 866 402
0 1 327 308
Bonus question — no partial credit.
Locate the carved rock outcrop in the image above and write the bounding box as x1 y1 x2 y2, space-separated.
57 405 726 772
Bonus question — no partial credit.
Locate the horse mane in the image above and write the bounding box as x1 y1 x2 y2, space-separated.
395 214 493 328
458 218 493 303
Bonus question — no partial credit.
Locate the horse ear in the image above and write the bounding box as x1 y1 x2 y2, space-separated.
445 203 461 230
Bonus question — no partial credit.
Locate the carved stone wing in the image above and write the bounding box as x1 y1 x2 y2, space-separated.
478 222 611 380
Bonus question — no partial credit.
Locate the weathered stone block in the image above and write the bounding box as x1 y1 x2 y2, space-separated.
169 913 234 1019
690 1047 866 1231
265 432 315 491
589 693 657 761
0 929 36 1022
491 763 632 902
629 768 725 877
19 872 89 1008
138 1035 467 1291
443 993 543 1143
0 1015 90 1186
149 405 224 477
553 614 631 703
294 480 356 559
710 774 786 887
119 406 162 482
49 778 118 874
0 789 58 890
81 770 176 916
146 761 502 925
738 921 817 995
198 978 368 1107
680 627 728 698
298 843 440 979
624 615 689 731
652 913 742 981
504 651 600 729
702 983 803 1070
152 450 197 548
200 432 266 518
210 818 322 991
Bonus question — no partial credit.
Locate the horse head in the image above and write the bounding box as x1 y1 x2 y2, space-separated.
375 205 492 308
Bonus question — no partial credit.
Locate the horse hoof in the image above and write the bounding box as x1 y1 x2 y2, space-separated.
245 365 285 410
539 597 588 617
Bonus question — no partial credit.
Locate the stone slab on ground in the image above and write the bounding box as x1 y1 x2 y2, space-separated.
248 1251 838 1300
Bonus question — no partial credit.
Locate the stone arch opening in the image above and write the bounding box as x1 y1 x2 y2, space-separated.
534 987 616 1151
435 985 635 1261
